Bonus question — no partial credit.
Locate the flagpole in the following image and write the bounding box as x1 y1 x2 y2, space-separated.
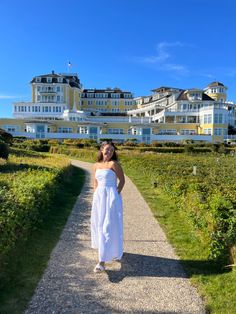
67 61 72 73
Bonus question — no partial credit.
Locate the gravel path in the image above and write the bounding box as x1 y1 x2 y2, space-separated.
25 160 206 314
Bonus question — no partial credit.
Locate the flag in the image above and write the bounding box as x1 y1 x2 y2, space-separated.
68 61 72 67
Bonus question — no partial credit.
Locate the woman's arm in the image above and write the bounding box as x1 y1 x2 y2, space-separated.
93 163 98 192
112 161 125 193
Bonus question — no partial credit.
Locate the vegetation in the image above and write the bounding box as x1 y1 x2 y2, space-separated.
120 154 236 314
0 129 12 160
2 139 236 313
0 141 9 160
0 148 85 314
50 146 236 314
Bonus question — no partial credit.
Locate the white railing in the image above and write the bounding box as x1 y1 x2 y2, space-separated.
224 135 236 140
8 131 213 142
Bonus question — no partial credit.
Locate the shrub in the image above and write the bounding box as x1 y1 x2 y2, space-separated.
124 139 137 147
151 141 163 147
184 145 194 153
0 154 71 257
0 141 9 160
0 129 13 145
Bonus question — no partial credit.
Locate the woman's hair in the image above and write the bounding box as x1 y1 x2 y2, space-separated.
97 141 118 162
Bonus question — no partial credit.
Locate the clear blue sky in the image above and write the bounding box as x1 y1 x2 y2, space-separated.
0 0 235 117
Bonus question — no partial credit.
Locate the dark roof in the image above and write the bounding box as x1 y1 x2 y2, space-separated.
83 88 131 93
30 71 82 88
202 93 215 101
176 90 215 101
82 88 133 98
207 81 225 87
176 91 188 101
151 86 183 92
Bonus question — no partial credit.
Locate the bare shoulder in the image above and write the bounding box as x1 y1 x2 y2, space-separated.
93 162 99 171
111 160 123 171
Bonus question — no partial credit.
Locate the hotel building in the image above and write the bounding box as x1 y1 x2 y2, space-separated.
0 72 235 143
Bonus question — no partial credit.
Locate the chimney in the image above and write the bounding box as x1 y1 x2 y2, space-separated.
52 70 55 75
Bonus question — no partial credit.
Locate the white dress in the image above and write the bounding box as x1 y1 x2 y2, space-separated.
91 168 123 262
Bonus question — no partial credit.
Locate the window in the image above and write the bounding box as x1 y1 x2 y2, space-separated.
36 77 41 82
214 128 222 136
112 101 119 106
89 127 97 134
142 128 150 135
47 77 52 83
159 129 177 135
108 128 124 134
204 128 212 135
219 113 223 123
124 93 132 98
57 95 60 102
37 86 41 91
58 77 63 83
207 114 212 123
132 128 138 135
57 86 60 92
4 125 18 132
214 113 223 123
87 93 94 98
180 129 196 135
58 127 72 133
79 126 88 134
111 93 120 98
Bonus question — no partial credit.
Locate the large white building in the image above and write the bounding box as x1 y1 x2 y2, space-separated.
0 72 235 143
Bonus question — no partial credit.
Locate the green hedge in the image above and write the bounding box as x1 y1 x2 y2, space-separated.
0 141 9 160
0 161 71 256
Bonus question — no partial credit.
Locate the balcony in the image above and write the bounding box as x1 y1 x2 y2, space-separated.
39 91 56 95
7 130 213 143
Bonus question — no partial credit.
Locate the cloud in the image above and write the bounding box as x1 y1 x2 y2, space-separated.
0 94 29 100
133 41 189 75
199 73 214 79
225 69 236 77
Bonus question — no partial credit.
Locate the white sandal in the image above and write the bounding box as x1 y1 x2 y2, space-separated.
93 263 105 273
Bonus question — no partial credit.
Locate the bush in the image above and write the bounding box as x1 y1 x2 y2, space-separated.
0 129 13 145
0 141 9 160
13 140 50 152
124 139 137 147
0 154 71 256
184 145 194 153
151 141 163 147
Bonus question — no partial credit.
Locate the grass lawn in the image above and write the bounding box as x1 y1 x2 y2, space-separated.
122 159 236 314
0 152 85 314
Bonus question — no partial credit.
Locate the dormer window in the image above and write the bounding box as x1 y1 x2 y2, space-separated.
58 77 63 83
189 92 201 100
36 77 41 83
47 77 52 83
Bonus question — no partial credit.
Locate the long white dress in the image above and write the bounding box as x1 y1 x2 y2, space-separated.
91 168 123 262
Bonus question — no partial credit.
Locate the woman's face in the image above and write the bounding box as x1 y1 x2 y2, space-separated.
102 144 114 161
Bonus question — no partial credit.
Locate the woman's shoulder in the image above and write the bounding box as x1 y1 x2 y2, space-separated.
111 160 122 170
110 160 119 166
93 162 99 170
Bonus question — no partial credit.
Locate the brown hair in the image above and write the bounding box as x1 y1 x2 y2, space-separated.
97 141 118 162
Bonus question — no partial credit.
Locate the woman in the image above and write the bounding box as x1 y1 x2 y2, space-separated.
91 141 125 272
